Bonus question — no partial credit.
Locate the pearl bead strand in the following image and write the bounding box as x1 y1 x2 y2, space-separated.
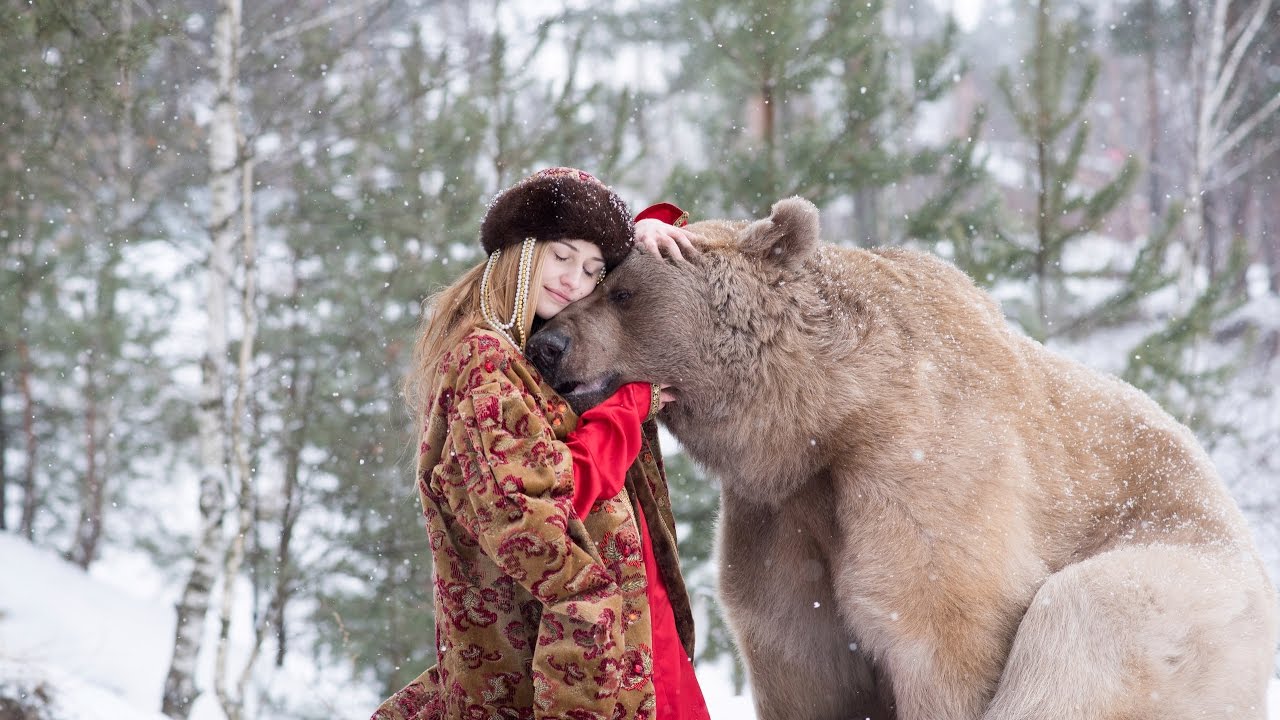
479 237 537 352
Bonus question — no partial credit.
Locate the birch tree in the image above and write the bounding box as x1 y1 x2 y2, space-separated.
1183 0 1279 295
213 151 259 720
162 0 241 715
170 3 397 710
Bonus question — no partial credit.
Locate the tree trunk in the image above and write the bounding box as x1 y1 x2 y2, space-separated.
273 367 311 667
1229 178 1253 298
1204 189 1220 279
215 151 260 720
273 441 300 667
1 345 8 531
852 189 880 247
1033 0 1051 339
1182 0 1277 304
761 76 777 216
1263 195 1280 293
67 356 103 569
274 259 314 667
17 335 37 541
66 0 139 573
1143 0 1162 218
1181 0 1213 303
162 0 241 716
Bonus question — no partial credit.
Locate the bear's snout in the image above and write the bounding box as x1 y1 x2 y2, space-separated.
527 328 572 375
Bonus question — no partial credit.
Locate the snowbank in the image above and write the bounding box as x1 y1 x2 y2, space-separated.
0 531 1276 719
0 532 173 719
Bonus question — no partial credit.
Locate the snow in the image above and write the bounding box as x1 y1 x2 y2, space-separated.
0 533 172 720
0 531 754 719
697 661 756 719
0 659 170 720
1 531 1276 719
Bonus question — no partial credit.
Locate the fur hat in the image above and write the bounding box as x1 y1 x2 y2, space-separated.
479 167 634 269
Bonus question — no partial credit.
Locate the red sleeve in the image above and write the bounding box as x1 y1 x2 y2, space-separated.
634 202 689 227
565 382 651 518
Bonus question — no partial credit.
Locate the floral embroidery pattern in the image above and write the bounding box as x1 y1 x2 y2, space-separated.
371 330 691 720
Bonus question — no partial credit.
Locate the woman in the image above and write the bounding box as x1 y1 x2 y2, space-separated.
373 167 709 720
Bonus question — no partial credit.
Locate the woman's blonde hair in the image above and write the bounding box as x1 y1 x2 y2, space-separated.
404 241 551 418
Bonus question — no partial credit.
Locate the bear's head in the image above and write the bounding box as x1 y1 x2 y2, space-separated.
530 197 849 496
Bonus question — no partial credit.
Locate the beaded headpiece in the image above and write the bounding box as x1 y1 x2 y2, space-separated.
478 238 538 350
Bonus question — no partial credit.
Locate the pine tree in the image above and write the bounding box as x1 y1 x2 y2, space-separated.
997 1 1249 433
269 16 494 693
1109 0 1184 220
996 0 1141 341
0 1 187 551
1181 0 1280 295
1123 236 1250 433
626 0 989 250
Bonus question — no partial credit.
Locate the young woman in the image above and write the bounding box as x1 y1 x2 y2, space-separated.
372 167 710 720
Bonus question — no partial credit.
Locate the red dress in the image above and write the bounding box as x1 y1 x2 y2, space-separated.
565 382 711 720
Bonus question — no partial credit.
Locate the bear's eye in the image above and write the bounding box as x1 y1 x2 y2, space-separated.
609 288 633 304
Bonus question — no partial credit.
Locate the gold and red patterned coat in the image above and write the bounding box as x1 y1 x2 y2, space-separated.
372 329 694 720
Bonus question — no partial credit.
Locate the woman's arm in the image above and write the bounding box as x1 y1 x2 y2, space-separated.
563 202 693 514
564 382 653 518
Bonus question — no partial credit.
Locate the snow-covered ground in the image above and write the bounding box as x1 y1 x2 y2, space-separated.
0 532 755 719
0 532 173 720
0 531 1275 719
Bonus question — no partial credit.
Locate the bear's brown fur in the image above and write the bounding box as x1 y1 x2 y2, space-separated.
527 197 1279 720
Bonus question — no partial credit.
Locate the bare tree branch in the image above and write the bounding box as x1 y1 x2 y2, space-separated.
1204 0 1271 130
246 2 386 58
1208 136 1280 190
1210 87 1280 167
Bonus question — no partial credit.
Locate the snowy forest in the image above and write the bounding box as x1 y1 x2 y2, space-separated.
1 0 1278 718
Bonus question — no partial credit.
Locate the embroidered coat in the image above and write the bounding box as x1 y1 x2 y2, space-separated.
373 329 694 720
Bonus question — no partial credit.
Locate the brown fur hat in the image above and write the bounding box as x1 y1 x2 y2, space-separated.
480 167 634 269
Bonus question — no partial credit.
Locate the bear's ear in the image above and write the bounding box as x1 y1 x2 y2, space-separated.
738 196 820 271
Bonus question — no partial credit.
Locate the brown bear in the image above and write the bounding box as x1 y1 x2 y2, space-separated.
526 197 1279 720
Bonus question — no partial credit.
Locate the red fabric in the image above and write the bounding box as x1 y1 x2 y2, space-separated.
634 202 689 227
565 382 650 519
635 504 711 720
567 383 710 720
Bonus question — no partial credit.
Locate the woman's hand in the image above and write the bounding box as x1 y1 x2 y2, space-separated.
635 218 697 261
657 383 677 410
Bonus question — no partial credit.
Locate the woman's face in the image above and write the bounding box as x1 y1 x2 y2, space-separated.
534 239 605 320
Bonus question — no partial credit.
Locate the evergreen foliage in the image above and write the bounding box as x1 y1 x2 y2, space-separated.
988 2 1249 434
1124 236 1251 435
1 1 1275 715
995 0 1139 341
0 1 190 553
639 0 994 249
